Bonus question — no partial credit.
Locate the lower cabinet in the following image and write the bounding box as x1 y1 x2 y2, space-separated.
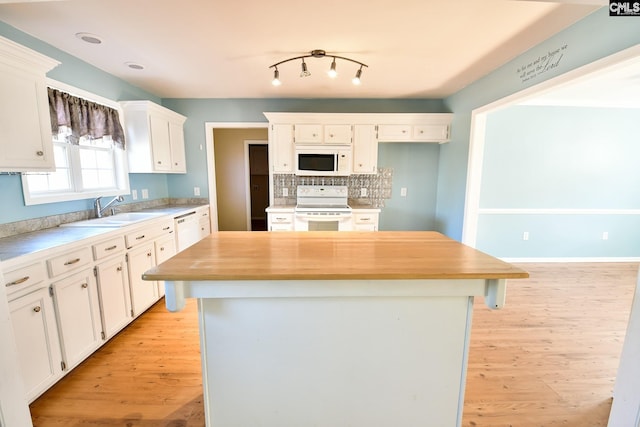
95 255 132 339
154 233 177 298
50 270 103 371
3 205 209 403
353 211 380 231
267 211 295 231
8 287 62 402
127 243 158 317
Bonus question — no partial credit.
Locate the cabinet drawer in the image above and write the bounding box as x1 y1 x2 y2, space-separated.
353 213 377 224
4 261 47 296
377 124 412 141
93 236 126 260
125 227 154 248
157 220 174 235
270 213 293 224
47 247 92 278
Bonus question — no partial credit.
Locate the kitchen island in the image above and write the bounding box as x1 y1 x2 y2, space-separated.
143 231 528 427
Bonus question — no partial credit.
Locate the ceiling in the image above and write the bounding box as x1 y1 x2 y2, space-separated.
0 0 609 100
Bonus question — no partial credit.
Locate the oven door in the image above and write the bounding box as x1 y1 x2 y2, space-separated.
294 213 353 231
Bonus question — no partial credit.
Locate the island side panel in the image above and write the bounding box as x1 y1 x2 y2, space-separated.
199 294 473 427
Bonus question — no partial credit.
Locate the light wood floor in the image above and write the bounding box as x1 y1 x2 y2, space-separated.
29 262 639 427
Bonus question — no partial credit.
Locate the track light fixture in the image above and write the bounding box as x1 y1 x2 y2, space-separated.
270 49 368 86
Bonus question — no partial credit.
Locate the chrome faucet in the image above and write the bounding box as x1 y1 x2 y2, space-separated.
94 195 124 218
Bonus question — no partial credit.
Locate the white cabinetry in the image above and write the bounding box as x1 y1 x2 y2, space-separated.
352 125 378 174
93 235 131 339
8 286 62 402
198 205 212 239
294 124 352 145
127 243 158 317
267 209 294 231
270 124 294 173
377 120 451 143
1 205 209 404
353 210 380 231
95 255 131 339
0 36 59 172
154 234 177 298
120 100 187 173
50 270 102 371
294 124 322 144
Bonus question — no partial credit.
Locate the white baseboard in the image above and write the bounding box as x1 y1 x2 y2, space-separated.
501 257 640 263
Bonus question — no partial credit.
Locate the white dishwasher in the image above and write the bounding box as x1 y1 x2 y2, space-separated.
175 210 200 251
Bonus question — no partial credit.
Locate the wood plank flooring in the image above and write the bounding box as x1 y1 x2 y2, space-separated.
29 262 639 427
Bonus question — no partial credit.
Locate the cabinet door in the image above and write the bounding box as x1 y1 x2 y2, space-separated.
324 125 352 144
149 114 172 171
377 124 412 141
9 287 62 402
0 66 54 171
154 234 177 297
51 270 102 370
169 120 186 173
352 125 378 174
271 124 294 173
95 256 132 339
198 206 212 239
127 243 158 317
413 124 449 142
294 124 322 144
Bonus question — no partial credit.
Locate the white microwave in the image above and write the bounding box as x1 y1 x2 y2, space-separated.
295 146 352 176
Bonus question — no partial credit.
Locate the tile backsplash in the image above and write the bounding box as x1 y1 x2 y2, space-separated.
273 168 393 208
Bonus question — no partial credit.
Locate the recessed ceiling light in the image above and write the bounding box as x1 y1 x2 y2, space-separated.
75 32 102 44
125 62 145 70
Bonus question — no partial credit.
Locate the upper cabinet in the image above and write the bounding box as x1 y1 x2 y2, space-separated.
294 124 352 145
352 125 378 174
270 124 294 173
0 36 60 172
120 101 187 174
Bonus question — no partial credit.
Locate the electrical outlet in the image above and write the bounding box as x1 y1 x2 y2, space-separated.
141 189 149 199
400 187 407 197
602 231 609 240
282 187 288 197
522 231 529 241
194 186 200 196
360 188 367 197
131 189 138 200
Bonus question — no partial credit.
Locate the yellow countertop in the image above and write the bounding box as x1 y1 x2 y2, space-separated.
143 231 528 282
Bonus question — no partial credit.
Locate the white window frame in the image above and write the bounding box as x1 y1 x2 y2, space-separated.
21 79 130 206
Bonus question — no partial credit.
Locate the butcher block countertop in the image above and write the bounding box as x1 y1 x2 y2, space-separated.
143 231 528 282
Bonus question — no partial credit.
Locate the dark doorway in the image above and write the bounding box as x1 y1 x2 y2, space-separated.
249 144 269 231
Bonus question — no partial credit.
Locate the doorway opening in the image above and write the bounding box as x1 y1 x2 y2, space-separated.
247 142 269 231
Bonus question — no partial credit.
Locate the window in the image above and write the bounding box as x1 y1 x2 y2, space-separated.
22 80 129 205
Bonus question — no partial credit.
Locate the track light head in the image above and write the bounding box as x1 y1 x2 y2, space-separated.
352 66 363 85
300 59 311 78
328 58 337 78
272 68 281 86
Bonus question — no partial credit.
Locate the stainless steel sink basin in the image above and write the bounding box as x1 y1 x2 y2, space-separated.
61 212 166 228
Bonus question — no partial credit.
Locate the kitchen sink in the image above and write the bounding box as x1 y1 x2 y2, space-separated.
61 212 166 228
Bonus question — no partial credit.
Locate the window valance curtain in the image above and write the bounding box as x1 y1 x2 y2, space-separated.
47 88 126 150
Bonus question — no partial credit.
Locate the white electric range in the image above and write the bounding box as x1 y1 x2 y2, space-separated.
294 185 353 231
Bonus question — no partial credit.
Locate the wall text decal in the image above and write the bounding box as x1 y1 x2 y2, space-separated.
517 44 569 83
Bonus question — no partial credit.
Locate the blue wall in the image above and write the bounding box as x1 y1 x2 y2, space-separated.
377 143 440 230
440 8 640 241
476 106 640 258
